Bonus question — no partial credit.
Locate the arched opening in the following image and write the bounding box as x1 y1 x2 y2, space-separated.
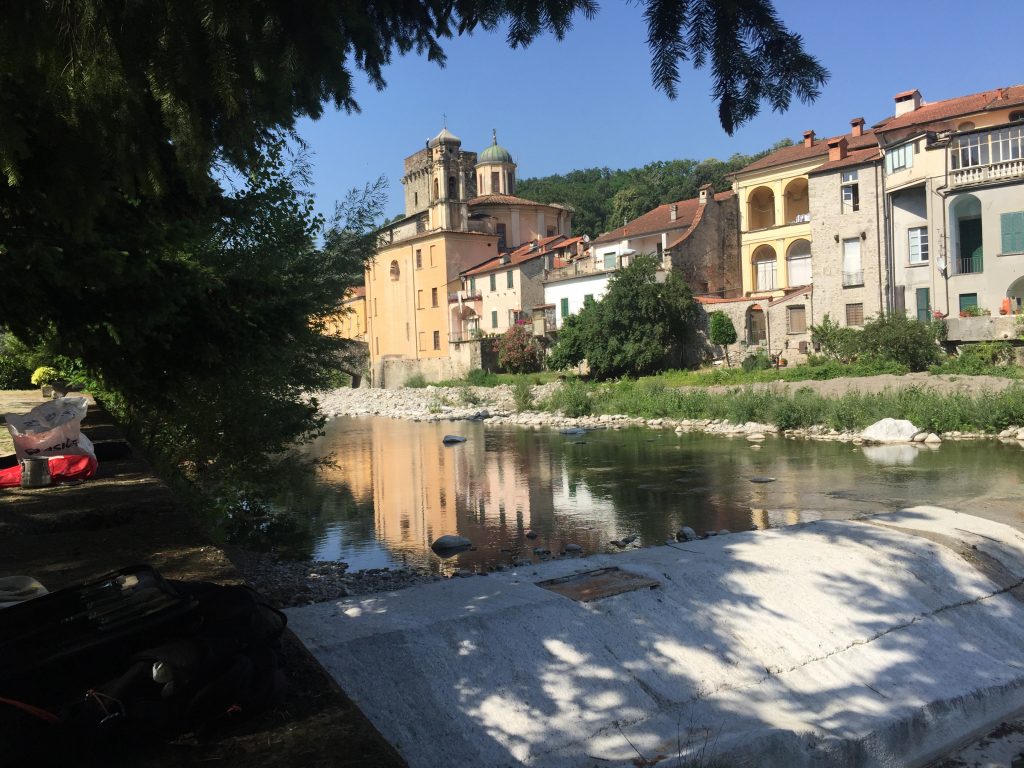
951 194 983 274
390 260 400 281
747 305 766 344
448 175 456 199
786 239 812 286
752 244 778 292
433 178 439 201
747 187 776 230
957 121 976 132
783 178 809 224
1011 110 1024 122
1007 276 1024 314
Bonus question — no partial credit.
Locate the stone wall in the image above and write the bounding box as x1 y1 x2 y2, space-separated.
808 162 885 329
374 340 484 388
668 195 742 298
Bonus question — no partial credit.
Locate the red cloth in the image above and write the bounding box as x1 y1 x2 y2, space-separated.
0 454 98 488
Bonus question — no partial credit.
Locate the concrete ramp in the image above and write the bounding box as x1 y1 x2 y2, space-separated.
287 507 1024 767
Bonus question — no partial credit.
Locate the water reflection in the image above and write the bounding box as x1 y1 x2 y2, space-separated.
261 417 1024 573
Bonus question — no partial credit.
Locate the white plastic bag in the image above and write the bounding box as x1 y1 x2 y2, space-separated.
4 396 95 460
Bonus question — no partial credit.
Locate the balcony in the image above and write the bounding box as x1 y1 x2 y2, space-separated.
842 270 864 287
448 291 482 303
955 253 984 275
950 158 1024 188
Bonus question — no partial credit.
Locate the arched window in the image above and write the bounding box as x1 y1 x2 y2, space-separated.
433 178 439 200
747 306 766 344
752 245 777 292
448 176 456 198
1010 110 1024 122
747 187 776 230
390 260 400 281
957 121 976 132
786 239 812 286
783 178 809 223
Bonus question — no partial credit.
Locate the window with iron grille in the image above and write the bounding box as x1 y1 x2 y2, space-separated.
415 249 422 268
433 330 440 350
845 303 864 326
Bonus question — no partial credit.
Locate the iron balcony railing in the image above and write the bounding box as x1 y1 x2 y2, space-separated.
956 252 984 275
842 270 864 287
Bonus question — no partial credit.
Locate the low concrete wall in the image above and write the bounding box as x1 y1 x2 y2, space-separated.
374 340 484 388
945 315 1021 343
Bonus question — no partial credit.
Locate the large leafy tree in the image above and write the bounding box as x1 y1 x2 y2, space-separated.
0 1 824 461
549 255 699 378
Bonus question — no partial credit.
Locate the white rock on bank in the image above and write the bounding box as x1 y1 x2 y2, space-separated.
861 418 920 444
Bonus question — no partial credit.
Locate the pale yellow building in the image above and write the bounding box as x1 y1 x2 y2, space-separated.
329 286 367 341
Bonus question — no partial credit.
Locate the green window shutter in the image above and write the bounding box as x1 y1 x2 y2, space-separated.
489 274 496 291
491 310 498 328
469 277 476 293
560 297 569 319
1001 212 1024 254
916 287 930 323
507 270 514 289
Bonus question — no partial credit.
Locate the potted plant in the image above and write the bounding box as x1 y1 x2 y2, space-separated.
30 366 59 397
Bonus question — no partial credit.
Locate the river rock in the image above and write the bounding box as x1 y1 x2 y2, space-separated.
912 431 928 443
676 526 697 542
925 433 942 444
525 530 538 539
861 418 920 444
431 534 471 554
564 543 582 553
746 433 766 442
1017 429 1024 441
442 434 467 444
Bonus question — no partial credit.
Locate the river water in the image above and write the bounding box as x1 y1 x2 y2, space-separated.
250 416 1024 574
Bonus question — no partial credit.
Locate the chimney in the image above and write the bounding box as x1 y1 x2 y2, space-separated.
670 203 678 221
803 130 815 147
827 137 848 162
894 89 923 117
699 184 713 205
850 117 865 137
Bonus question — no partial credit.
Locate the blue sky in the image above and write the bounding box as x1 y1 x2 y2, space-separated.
295 0 1024 224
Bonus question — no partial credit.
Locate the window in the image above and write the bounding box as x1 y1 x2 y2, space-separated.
840 170 859 213
842 238 863 286
787 305 807 334
448 176 456 198
418 332 425 351
603 252 616 270
491 171 499 193
414 192 418 207
845 303 864 326
959 293 978 313
885 143 914 174
916 287 931 323
786 240 812 286
950 134 989 170
431 287 438 307
991 126 1024 163
1012 111 1024 122
415 249 422 268
433 330 440 350
389 260 400 280
417 289 423 308
489 274 497 292
584 294 594 305
656 242 664 259
469 277 476 294
508 169 515 193
1001 211 1024 254
547 226 556 237
752 246 777 292
560 297 570 320
374 298 377 316
507 270 514 289
433 178 439 200
957 121 976 132
491 310 498 329
908 227 929 264
496 223 506 251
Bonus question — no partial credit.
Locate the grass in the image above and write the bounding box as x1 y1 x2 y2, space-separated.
435 369 563 388
538 377 1024 433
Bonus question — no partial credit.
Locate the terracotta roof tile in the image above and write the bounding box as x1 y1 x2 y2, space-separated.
591 191 733 246
809 147 882 174
468 193 545 207
877 84 1024 133
736 131 878 175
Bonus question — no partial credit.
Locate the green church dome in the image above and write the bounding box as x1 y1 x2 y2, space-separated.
478 130 513 164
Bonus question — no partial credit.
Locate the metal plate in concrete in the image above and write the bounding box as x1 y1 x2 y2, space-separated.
535 566 659 601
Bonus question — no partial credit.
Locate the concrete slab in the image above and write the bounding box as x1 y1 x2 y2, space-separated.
287 507 1024 767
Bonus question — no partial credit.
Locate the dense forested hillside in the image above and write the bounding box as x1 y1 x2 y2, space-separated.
517 139 793 237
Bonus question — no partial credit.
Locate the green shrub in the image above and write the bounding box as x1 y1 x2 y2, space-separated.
496 325 544 374
465 368 495 386
708 311 738 365
0 355 32 389
810 314 860 361
545 379 593 417
740 350 773 372
404 373 428 388
512 379 534 411
31 366 59 386
857 313 942 371
459 385 481 405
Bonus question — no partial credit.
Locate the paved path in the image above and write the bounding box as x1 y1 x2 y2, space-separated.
289 507 1024 768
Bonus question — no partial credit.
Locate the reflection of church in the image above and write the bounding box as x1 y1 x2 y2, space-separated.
365 127 573 386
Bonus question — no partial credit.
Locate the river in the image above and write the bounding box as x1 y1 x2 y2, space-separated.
240 416 1024 574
